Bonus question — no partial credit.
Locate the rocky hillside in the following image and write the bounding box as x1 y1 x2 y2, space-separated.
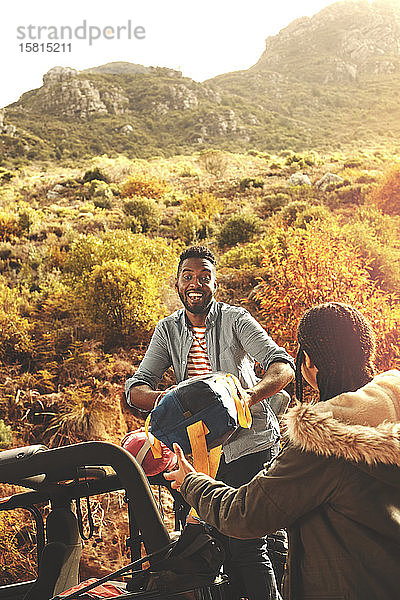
2 0 400 163
252 0 400 82
2 63 261 161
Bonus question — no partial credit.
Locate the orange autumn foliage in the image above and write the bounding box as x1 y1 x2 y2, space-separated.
254 223 400 372
369 166 400 215
121 175 169 200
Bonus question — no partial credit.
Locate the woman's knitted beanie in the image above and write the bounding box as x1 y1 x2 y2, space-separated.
296 302 376 402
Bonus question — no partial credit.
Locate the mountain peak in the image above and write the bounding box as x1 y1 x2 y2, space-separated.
82 62 152 75
252 0 400 82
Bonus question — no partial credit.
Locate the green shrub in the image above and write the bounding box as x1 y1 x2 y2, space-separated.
127 216 143 233
328 184 371 207
293 205 332 229
181 192 223 221
369 166 400 215
263 193 290 216
280 201 309 227
198 149 228 178
93 196 112 209
0 168 15 183
0 211 21 241
109 183 121 196
18 209 35 234
16 203 44 237
340 207 400 292
239 177 264 192
84 180 114 209
82 168 109 183
65 231 175 286
176 211 201 244
285 153 302 166
285 153 318 168
220 241 268 268
0 277 32 362
122 197 161 232
176 211 215 244
343 158 363 169
217 213 262 248
355 173 377 184
86 259 164 335
179 165 198 177
65 232 178 335
324 180 349 192
175 212 214 244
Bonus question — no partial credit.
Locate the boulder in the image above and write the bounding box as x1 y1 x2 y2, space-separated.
315 173 344 191
288 173 311 186
43 66 78 85
0 110 16 136
2 125 16 136
119 124 134 134
46 190 60 200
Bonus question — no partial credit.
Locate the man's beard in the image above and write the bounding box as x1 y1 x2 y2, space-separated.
178 290 213 315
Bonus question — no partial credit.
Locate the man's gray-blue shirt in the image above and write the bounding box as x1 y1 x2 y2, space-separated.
125 300 294 462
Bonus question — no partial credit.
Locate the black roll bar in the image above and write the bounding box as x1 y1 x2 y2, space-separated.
0 441 171 554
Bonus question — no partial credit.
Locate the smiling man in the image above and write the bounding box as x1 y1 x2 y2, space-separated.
125 245 294 600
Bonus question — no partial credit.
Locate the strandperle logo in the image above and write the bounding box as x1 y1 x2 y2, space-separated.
16 20 146 46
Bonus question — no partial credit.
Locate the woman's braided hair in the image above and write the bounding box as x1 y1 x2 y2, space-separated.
295 302 376 402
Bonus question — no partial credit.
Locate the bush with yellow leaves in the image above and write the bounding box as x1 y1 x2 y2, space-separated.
0 277 32 363
181 191 223 222
65 232 179 337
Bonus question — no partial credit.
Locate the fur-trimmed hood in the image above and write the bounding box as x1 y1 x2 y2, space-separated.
284 370 400 469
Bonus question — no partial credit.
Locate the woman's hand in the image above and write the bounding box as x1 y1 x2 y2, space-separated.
164 444 196 491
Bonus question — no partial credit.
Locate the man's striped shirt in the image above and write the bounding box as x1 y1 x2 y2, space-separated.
186 326 212 378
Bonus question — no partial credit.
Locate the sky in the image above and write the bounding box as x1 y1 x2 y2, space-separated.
1 0 365 108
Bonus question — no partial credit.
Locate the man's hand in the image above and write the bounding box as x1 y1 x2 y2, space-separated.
245 387 260 407
164 444 196 491
246 361 294 407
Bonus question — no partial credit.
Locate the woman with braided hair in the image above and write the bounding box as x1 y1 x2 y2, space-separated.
295 302 376 404
166 302 400 600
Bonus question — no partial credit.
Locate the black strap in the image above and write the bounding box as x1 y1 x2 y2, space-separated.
75 496 94 541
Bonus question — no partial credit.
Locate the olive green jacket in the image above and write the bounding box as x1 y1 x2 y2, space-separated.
181 370 400 600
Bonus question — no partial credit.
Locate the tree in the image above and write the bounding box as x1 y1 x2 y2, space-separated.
253 222 400 372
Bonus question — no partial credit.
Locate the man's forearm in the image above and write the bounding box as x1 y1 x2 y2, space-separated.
247 361 294 407
129 385 160 412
